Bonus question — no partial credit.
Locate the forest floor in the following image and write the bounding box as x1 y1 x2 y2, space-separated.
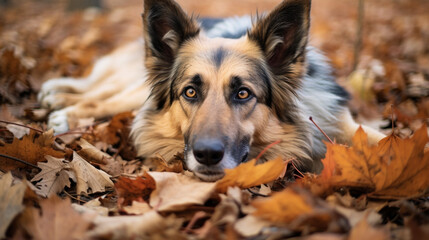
0 0 428 239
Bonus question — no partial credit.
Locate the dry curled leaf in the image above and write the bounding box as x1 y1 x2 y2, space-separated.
76 138 123 176
70 152 114 195
149 172 216 212
215 157 286 193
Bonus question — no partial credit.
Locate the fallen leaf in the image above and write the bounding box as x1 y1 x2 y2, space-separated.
0 130 64 171
319 125 429 199
31 155 75 197
6 124 30 139
252 187 349 233
115 173 156 207
215 157 286 193
18 196 92 240
87 211 185 240
348 217 389 240
122 201 152 215
92 111 134 145
0 172 26 239
76 138 123 176
408 218 429 240
70 152 114 195
149 172 216 211
234 215 271 237
252 187 313 224
72 199 109 217
0 46 34 104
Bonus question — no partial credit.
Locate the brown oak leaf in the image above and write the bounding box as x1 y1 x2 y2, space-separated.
0 129 64 171
31 155 75 197
76 138 123 176
70 152 114 195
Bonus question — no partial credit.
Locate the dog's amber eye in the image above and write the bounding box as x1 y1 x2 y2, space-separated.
184 87 197 98
237 89 250 99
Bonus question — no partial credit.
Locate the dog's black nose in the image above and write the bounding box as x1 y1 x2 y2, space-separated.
193 139 224 165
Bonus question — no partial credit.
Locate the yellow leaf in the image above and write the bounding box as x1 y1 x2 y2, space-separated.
252 188 312 224
215 157 286 193
251 187 349 232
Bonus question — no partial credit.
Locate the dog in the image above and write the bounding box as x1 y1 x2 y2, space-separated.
38 0 385 181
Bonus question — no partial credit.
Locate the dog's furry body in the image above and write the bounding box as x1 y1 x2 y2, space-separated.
39 0 384 181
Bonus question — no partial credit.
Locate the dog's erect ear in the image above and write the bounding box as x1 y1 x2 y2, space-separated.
143 0 200 110
248 0 311 124
248 0 311 74
143 0 200 63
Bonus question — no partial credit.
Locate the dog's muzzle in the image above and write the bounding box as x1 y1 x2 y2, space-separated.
186 136 250 181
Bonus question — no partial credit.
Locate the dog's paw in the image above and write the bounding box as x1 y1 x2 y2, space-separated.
47 109 70 134
39 93 70 110
38 78 77 106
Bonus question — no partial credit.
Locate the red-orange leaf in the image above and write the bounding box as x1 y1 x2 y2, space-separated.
115 172 156 207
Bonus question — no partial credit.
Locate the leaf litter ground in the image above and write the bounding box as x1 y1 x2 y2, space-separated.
1 0 429 239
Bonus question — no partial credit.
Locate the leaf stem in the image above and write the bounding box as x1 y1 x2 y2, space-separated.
309 117 334 144
0 153 41 170
0 119 44 133
255 140 282 161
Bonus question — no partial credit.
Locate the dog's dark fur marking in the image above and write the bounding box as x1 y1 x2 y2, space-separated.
229 76 243 93
212 47 230 68
190 74 203 87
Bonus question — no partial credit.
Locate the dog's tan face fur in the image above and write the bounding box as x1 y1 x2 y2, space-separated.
170 37 278 180
133 0 314 181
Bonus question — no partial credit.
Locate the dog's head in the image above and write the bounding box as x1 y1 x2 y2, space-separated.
141 0 311 181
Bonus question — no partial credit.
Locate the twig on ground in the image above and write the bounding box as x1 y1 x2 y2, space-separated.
0 119 44 133
0 153 41 170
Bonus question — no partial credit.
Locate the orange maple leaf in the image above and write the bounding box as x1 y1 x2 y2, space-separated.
215 157 286 193
319 125 429 199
